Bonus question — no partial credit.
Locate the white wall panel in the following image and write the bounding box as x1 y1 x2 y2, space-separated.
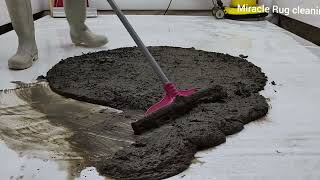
90 0 276 10
8 0 274 12
0 1 10 26
91 0 170 10
273 0 320 28
0 0 47 26
260 0 272 8
170 0 223 10
42 0 320 28
3 0 318 30
91 0 232 10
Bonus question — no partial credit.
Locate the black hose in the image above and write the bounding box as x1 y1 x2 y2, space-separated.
164 0 173 15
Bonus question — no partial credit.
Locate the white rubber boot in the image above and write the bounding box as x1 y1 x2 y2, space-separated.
5 0 38 70
64 0 108 47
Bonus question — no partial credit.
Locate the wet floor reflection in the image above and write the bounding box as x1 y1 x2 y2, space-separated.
0 81 135 180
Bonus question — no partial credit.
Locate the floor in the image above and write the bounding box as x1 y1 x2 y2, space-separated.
0 15 320 180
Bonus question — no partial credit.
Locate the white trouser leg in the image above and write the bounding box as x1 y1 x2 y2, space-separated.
64 0 108 47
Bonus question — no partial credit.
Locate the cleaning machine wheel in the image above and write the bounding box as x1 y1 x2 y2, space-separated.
212 8 225 19
215 9 225 19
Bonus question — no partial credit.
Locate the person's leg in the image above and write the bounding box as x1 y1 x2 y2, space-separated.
64 0 108 47
5 0 38 70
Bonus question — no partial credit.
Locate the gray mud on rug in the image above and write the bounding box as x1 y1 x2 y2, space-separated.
46 46 269 180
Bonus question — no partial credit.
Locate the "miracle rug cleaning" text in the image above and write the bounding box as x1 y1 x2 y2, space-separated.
238 5 320 16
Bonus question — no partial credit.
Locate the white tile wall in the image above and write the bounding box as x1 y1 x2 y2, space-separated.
273 0 320 28
90 0 220 10
1 1 318 30
0 0 47 26
0 0 273 26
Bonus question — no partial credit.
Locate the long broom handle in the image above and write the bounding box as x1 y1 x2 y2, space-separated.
106 0 170 84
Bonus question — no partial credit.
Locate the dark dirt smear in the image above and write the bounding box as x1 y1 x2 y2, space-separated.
46 46 269 180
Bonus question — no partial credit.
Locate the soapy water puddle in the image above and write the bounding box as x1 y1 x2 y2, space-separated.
0 81 131 180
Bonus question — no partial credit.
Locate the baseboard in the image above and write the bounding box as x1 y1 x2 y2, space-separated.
276 14 320 46
0 11 49 36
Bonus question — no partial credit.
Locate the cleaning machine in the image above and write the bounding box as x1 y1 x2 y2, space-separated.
212 0 268 20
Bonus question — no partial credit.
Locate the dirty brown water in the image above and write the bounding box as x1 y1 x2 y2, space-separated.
0 82 134 179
